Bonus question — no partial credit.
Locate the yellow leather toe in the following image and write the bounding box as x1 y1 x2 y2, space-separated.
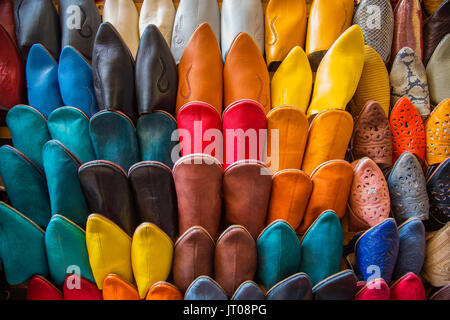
271 46 312 112
307 25 365 118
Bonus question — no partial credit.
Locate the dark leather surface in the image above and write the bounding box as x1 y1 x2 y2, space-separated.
0 0 16 44
59 0 101 60
214 225 257 297
266 273 312 300
92 22 137 121
136 24 177 116
393 218 426 280
425 158 450 231
430 283 450 300
14 0 60 61
312 270 357 300
173 226 215 293
78 160 138 235
355 218 399 283
423 0 450 65
231 281 265 300
128 161 178 241
184 276 228 300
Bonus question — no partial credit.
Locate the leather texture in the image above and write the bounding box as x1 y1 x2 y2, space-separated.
0 202 48 285
305 0 354 64
0 145 51 228
176 23 223 115
59 0 101 60
266 273 312 300
42 140 90 227
173 154 222 239
215 225 257 297
139 0 175 45
391 0 423 64
128 161 178 241
47 106 96 164
85 214 133 290
301 109 353 176
146 281 183 300
184 276 228 300
224 160 272 239
265 0 307 71
173 226 215 293
102 274 139 300
312 270 357 300
299 210 343 286
348 157 390 232
0 24 23 110
102 0 139 58
351 46 390 117
136 24 178 116
79 160 138 235
423 0 446 15
45 215 94 286
270 47 312 112
353 0 394 64
390 97 426 164
393 218 426 280
131 222 173 299
390 47 430 117
6 105 51 171
92 22 137 121
423 1 450 66
89 109 140 172
422 222 450 287
63 276 102 300
177 101 222 158
224 33 271 112
26 44 63 118
354 278 390 300
426 99 450 166
429 284 450 300
231 281 266 300
13 0 60 60
0 0 16 44
298 160 353 234
390 272 426 300
426 158 450 231
257 220 301 290
171 0 220 64
58 46 98 117
26 276 63 300
222 100 267 169
426 34 450 106
136 111 178 168
351 101 393 169
307 25 365 118
355 218 399 283
267 169 312 230
388 152 429 223
266 106 309 171
221 0 264 61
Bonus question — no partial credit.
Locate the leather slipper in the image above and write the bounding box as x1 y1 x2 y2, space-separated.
266 273 312 300
139 0 175 45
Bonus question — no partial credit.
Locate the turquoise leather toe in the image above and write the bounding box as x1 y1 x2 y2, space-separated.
58 46 98 117
89 110 140 172
257 220 301 290
26 44 63 118
45 215 94 286
0 146 51 228
0 202 48 285
47 107 96 164
6 105 51 171
299 210 343 287
355 218 399 283
136 111 178 168
42 140 90 227
266 273 312 300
